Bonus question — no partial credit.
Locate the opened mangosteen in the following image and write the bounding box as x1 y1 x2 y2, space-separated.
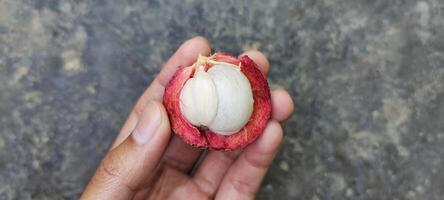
163 52 271 150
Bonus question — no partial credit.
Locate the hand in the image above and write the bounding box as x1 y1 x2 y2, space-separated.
81 37 294 200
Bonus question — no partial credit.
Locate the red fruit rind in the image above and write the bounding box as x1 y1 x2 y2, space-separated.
163 53 272 150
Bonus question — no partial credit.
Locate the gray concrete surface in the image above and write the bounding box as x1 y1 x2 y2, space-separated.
1 0 444 199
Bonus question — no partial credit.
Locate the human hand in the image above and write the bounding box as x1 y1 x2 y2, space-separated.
81 37 294 200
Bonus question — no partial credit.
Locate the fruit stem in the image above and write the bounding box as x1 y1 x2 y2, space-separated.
192 54 240 72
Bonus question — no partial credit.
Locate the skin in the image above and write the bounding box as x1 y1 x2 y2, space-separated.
81 37 294 200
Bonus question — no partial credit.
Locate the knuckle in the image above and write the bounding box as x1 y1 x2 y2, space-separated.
244 152 271 170
229 175 256 197
193 176 216 197
97 155 123 184
97 155 139 193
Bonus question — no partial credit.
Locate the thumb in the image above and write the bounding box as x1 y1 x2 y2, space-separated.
81 101 171 200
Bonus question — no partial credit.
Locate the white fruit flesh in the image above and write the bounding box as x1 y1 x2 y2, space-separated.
179 64 254 135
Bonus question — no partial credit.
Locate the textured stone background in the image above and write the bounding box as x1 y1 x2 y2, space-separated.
1 0 444 199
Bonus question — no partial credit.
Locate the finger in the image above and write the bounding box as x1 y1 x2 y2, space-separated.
111 36 211 148
215 121 283 200
191 150 241 196
271 88 294 122
240 50 270 75
161 137 202 172
81 101 171 199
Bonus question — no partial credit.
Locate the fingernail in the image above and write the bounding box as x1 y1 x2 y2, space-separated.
132 101 162 144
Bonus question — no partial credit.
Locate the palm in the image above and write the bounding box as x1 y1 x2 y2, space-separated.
135 151 238 199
